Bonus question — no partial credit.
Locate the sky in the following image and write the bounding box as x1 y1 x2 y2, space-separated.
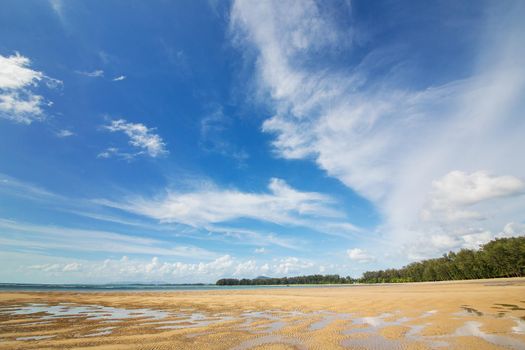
0 0 524 284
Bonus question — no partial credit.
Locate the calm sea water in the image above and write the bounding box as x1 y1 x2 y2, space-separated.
0 283 324 292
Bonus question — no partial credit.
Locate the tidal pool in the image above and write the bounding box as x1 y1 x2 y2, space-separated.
2 303 525 349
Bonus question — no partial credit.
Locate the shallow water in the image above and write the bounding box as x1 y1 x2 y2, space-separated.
512 318 525 334
1 303 525 349
240 310 298 333
15 335 56 341
309 312 353 331
453 321 525 350
231 334 307 350
154 314 234 330
0 303 169 321
83 327 115 337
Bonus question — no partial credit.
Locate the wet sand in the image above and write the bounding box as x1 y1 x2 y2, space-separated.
1 278 524 349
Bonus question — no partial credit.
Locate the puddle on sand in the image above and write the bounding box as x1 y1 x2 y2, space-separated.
154 315 234 330
348 312 395 329
240 311 295 334
83 327 115 337
342 312 450 349
342 309 525 350
342 313 409 348
3 304 525 349
309 312 353 331
18 321 53 326
453 321 524 350
16 335 56 341
0 303 169 322
512 318 525 334
342 334 409 349
230 334 307 350
421 310 438 317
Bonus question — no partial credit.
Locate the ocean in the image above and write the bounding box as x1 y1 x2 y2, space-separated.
0 283 322 292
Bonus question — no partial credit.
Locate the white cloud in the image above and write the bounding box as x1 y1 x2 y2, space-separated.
430 171 523 208
233 260 257 276
62 262 81 272
96 177 349 233
112 75 126 81
28 263 62 272
76 69 104 77
421 171 524 223
273 257 314 275
347 248 375 263
0 218 216 258
56 129 74 137
230 1 525 259
17 254 322 283
102 119 168 158
254 247 266 254
502 222 525 236
0 173 307 252
0 53 60 124
0 53 43 88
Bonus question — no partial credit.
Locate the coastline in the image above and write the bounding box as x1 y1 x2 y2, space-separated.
1 278 524 349
1 276 520 292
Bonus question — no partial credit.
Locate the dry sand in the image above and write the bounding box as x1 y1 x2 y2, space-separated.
1 278 525 349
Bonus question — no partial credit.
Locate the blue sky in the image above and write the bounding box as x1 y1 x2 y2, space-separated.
0 0 524 283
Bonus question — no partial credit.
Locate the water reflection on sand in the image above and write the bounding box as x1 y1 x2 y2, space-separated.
1 302 524 349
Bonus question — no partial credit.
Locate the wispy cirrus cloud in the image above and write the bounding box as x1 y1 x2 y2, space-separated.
0 173 309 251
0 173 62 201
55 129 75 137
95 177 354 235
75 69 104 78
0 218 216 258
0 52 61 124
112 75 126 81
230 0 525 258
100 119 168 159
200 106 249 163
203 225 303 250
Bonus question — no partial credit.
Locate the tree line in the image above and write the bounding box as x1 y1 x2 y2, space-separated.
216 274 353 285
216 237 525 285
359 236 525 283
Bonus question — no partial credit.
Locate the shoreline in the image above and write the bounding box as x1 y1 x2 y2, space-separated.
1 276 522 292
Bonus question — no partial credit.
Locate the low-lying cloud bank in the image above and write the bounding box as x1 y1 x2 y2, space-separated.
22 255 324 284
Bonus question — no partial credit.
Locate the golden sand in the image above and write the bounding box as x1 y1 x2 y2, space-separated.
1 278 524 349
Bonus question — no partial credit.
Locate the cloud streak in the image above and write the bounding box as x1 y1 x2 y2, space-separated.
75 69 104 77
95 178 355 236
0 218 216 258
230 0 525 258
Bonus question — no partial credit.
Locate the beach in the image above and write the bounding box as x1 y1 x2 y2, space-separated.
1 278 524 349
